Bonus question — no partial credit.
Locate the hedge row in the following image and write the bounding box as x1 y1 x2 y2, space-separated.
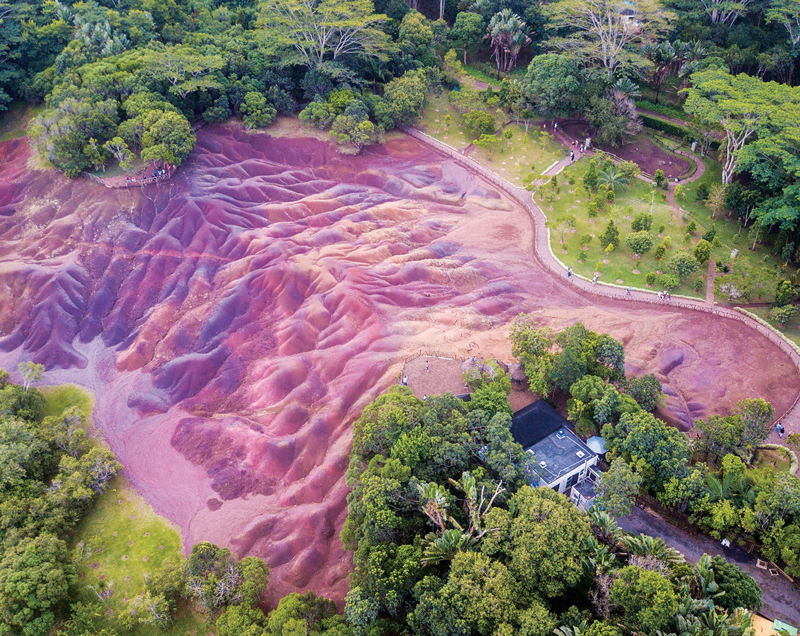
639 112 721 151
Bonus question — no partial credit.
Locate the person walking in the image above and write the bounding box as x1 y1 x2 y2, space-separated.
570 150 575 162
567 266 572 280
666 291 671 300
402 375 408 386
626 286 632 296
658 291 663 301
426 360 429 372
592 274 598 285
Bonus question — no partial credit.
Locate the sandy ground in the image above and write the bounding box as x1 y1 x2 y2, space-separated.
0 123 797 607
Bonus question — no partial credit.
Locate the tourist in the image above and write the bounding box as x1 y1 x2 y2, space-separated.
658 291 663 300
422 394 427 401
626 286 632 296
666 291 671 300
567 266 572 279
592 274 598 285
554 122 558 131
570 151 575 162
426 361 429 372
402 375 408 386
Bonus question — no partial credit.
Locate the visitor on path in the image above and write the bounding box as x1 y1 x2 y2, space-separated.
570 151 575 162
426 361 429 372
658 291 663 301
554 122 558 131
567 267 572 279
592 274 599 285
666 291 671 300
402 375 408 386
626 286 632 296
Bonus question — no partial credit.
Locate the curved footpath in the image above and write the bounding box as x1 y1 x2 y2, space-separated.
401 126 800 436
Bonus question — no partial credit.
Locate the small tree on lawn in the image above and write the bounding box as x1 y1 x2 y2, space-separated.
668 251 699 279
473 133 500 156
653 169 666 189
585 158 599 190
599 219 620 249
770 304 797 326
626 231 654 257
694 239 712 265
706 183 728 219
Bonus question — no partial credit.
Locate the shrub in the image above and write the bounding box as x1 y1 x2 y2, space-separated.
662 236 672 249
774 280 797 307
588 201 599 218
645 272 657 286
770 304 797 326
695 183 710 201
654 244 666 260
653 169 666 188
693 278 705 292
638 112 720 150
631 211 653 232
606 187 615 203
580 234 593 247
702 227 717 243
660 273 679 290
657 224 666 233
240 92 277 129
585 159 599 190
668 251 699 279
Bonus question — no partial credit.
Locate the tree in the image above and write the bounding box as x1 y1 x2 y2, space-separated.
609 566 678 632
735 398 775 456
625 374 662 411
522 54 582 119
142 46 224 100
545 0 675 78
299 102 337 129
481 486 592 601
452 12 485 64
767 0 800 48
509 315 554 396
267 591 337 636
462 110 496 136
694 239 712 265
331 115 377 152
586 92 642 147
0 534 76 636
217 604 267 636
257 0 393 69
596 458 644 517
486 10 531 72
668 251 700 279
384 70 428 125
701 0 754 25
140 110 195 166
684 69 773 184
17 362 45 393
705 555 762 611
599 219 620 249
240 92 277 130
770 304 798 326
626 231 654 257
103 137 133 170
598 166 628 191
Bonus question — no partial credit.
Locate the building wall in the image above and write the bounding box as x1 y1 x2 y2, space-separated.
545 456 598 493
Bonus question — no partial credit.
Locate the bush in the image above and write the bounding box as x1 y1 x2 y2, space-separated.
638 112 720 151
668 251 700 278
645 272 657 286
702 227 717 243
599 219 620 249
580 233 593 246
653 169 666 189
693 278 704 292
659 273 679 290
606 187 615 203
695 183 710 201
694 239 712 265
588 201 599 218
654 244 666 260
240 92 277 130
770 304 797 326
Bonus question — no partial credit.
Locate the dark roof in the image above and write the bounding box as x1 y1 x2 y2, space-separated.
510 399 568 449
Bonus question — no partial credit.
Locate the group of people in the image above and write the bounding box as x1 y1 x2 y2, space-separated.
123 165 173 185
776 422 786 437
567 267 675 303
658 290 672 301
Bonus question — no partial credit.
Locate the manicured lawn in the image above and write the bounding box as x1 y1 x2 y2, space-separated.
44 386 210 635
748 306 800 346
753 447 793 474
418 93 565 187
542 160 707 297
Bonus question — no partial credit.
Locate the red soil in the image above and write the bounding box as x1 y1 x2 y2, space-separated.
0 123 797 607
560 120 691 178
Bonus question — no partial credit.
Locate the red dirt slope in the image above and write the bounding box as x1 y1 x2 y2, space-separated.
0 124 796 607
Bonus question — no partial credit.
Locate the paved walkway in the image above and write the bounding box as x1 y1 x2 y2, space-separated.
401 125 800 433
619 506 799 625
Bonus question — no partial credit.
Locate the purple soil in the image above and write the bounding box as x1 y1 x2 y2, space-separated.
560 121 691 178
0 123 797 607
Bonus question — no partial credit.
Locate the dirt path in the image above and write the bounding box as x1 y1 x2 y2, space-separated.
706 260 716 303
619 506 800 625
403 126 800 429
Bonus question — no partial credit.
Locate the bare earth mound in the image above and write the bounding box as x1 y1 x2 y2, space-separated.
0 123 796 607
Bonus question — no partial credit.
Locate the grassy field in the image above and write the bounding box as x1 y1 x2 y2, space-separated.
42 386 210 635
0 102 43 142
418 93 565 187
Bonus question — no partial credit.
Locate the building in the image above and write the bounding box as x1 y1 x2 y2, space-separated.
510 400 600 507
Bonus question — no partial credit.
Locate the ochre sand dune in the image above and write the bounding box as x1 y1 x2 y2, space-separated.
0 123 797 606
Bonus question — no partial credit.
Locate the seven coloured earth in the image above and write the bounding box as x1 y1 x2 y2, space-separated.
0 123 797 606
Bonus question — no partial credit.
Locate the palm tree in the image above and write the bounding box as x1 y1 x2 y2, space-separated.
598 166 629 191
621 534 686 565
588 508 624 545
421 529 477 566
704 472 756 507
486 9 530 73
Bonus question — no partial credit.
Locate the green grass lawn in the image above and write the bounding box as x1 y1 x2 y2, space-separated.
541 160 708 297
0 102 43 142
418 93 565 187
42 386 210 635
748 306 800 346
753 447 793 474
